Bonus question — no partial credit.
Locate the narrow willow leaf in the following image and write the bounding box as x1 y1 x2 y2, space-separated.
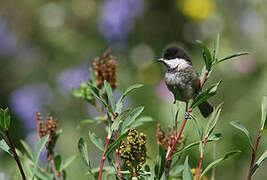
215 52 249 64
190 81 221 109
154 146 166 180
204 103 223 138
78 117 105 127
252 150 267 175
111 108 132 131
0 135 13 156
0 108 11 131
87 83 110 112
196 40 212 71
115 84 144 113
20 140 33 160
72 89 82 98
104 81 116 112
261 96 267 131
213 34 220 62
230 121 254 151
78 138 94 179
201 150 241 177
104 130 129 157
89 132 104 151
131 117 153 128
61 155 78 171
170 165 183 176
54 154 62 172
121 106 144 133
172 134 221 159
183 156 193 180
32 135 49 178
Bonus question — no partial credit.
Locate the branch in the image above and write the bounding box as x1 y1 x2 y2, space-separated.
115 130 123 180
196 136 208 180
247 128 263 180
48 154 60 180
98 136 111 180
5 130 26 180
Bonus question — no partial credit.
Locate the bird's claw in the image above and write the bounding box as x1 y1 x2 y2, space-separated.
184 112 192 119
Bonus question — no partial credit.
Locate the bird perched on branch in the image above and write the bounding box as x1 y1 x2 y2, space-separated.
158 45 213 117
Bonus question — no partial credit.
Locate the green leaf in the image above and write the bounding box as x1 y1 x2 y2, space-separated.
54 154 62 172
78 117 105 128
170 165 183 176
115 84 144 113
172 134 221 159
32 135 49 178
78 138 94 178
20 140 33 160
230 121 254 151
183 156 193 180
121 106 144 133
111 108 132 131
89 131 105 151
261 96 267 131
104 81 116 112
204 103 223 138
104 130 129 157
213 34 220 62
154 146 166 180
196 40 212 71
131 116 153 128
252 150 267 175
215 52 249 65
61 155 78 171
72 89 82 98
201 150 241 177
0 132 13 156
190 81 221 109
0 108 11 131
87 83 110 112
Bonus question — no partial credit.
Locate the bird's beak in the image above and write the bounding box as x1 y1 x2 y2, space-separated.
157 58 164 62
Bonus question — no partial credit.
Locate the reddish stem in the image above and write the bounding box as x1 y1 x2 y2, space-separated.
200 71 209 89
196 136 209 180
98 137 111 180
166 108 192 163
115 131 123 180
5 130 26 180
247 128 263 180
49 154 60 180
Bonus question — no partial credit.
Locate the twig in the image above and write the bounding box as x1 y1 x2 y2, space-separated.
247 128 263 180
166 108 192 163
95 102 105 118
98 136 111 180
200 71 209 89
5 130 26 180
49 154 60 180
115 130 123 180
196 136 208 180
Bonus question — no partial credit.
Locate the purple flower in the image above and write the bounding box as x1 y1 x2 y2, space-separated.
10 83 54 130
0 16 17 56
57 66 89 94
99 0 145 46
156 80 173 102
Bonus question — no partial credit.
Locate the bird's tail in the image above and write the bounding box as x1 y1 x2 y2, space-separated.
198 101 213 118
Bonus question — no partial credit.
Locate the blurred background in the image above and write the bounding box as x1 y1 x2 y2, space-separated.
0 0 267 179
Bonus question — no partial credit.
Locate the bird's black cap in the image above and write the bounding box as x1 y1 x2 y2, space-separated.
163 45 191 62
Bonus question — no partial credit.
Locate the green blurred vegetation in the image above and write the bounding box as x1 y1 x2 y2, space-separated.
0 0 267 179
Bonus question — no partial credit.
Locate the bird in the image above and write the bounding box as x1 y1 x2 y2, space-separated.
158 45 213 118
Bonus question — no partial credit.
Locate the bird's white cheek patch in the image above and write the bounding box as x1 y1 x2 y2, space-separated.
164 58 189 69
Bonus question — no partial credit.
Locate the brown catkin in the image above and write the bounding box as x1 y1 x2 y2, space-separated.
93 49 118 89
